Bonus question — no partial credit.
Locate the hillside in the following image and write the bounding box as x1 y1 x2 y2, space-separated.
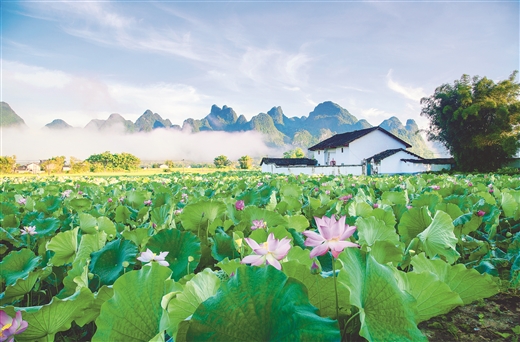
0 102 26 128
9 100 433 157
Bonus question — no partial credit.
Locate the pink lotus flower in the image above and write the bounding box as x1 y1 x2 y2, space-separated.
16 198 26 205
0 310 28 342
339 194 352 203
119 196 125 202
430 185 440 190
477 210 485 217
107 198 113 203
467 182 473 187
20 226 37 236
241 233 291 270
78 191 83 195
325 190 330 195
257 182 263 187
251 219 267 230
174 209 183 215
144 199 152 206
235 200 245 211
62 189 72 198
137 249 169 267
373 203 379 208
303 216 359 258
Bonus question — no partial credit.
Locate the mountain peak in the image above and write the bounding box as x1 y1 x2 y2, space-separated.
44 119 73 130
267 106 284 125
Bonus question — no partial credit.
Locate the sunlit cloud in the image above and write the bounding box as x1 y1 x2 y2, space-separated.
386 69 427 102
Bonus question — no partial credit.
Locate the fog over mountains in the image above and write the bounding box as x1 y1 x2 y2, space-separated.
1 101 435 160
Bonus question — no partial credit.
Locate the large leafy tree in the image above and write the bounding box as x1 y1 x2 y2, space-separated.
421 71 520 172
213 155 231 168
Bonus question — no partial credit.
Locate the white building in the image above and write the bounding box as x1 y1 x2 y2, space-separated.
261 126 454 175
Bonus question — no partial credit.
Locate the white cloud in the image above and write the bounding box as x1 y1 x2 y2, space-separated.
2 126 275 163
2 60 208 127
386 69 427 102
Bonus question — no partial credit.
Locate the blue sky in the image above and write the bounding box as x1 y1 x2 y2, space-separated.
2 0 519 130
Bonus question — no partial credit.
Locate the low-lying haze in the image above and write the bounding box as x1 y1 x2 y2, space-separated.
3 126 276 163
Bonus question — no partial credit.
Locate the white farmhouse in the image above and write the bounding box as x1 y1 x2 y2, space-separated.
261 126 453 175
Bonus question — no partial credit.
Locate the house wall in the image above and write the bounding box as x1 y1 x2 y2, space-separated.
379 152 423 174
349 130 408 164
262 164 363 176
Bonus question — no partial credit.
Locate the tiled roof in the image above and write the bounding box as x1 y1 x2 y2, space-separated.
366 148 423 163
260 158 318 166
308 126 412 151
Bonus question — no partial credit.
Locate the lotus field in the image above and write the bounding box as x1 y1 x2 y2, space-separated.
0 172 519 341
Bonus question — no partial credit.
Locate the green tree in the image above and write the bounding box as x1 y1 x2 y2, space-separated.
421 71 520 172
238 155 253 169
86 151 140 171
70 156 91 173
0 155 16 174
214 155 231 168
41 156 65 174
283 148 306 159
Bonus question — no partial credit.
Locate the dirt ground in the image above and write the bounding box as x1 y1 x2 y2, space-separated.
419 290 520 341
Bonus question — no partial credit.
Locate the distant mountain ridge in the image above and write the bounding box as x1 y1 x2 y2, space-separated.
5 101 434 157
0 102 27 128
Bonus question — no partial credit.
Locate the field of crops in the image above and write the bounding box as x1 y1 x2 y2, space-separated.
1 171 519 341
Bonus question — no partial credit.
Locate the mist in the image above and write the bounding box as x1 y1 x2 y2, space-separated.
2 126 278 164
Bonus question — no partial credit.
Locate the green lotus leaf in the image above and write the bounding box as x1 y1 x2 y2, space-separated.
215 257 244 276
501 192 518 218
369 208 397 229
337 248 426 342
122 227 151 248
280 183 303 199
210 228 240 262
382 191 408 206
397 207 432 244
151 204 174 230
34 217 61 236
115 205 132 223
348 201 373 218
369 240 404 265
0 201 17 218
282 260 350 320
165 269 221 338
35 195 61 214
47 227 79 266
417 211 460 264
4 287 94 341
89 239 138 286
476 191 496 205
0 267 51 305
2 214 19 228
126 190 149 209
356 216 399 247
97 217 117 239
69 198 92 212
75 285 114 327
236 206 287 232
0 248 41 286
410 194 441 213
180 200 226 238
393 270 463 322
59 232 107 298
411 253 499 304
93 263 175 342
79 213 97 233
185 266 340 341
434 203 464 220
146 228 201 281
286 215 309 232
285 246 315 269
